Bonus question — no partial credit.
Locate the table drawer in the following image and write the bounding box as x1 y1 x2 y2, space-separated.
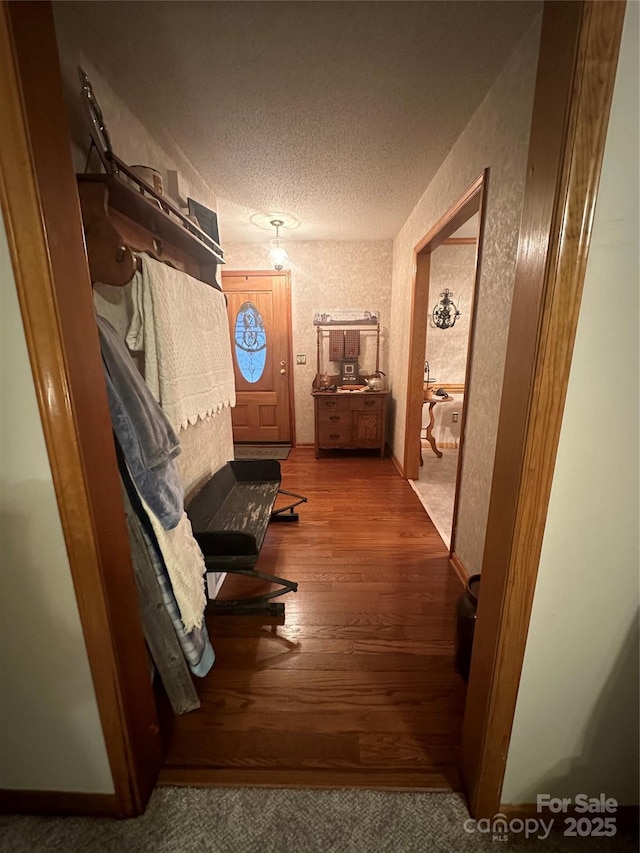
317 409 350 426
317 425 353 446
315 396 341 411
347 394 383 411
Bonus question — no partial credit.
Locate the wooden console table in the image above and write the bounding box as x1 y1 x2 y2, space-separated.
313 391 389 458
420 386 454 464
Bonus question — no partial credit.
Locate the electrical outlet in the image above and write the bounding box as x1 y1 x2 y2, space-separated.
296 354 306 365
452 411 459 423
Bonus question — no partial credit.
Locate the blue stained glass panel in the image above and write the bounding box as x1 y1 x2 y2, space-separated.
234 302 267 383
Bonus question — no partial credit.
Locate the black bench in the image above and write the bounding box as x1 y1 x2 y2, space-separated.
186 459 305 616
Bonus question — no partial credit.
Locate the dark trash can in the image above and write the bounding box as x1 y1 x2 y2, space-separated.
455 573 480 681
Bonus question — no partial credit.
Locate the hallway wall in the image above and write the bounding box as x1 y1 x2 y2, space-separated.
426 242 477 387
425 241 477 447
389 15 542 573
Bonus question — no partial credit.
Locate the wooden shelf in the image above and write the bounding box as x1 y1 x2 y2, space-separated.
77 171 225 289
77 173 224 267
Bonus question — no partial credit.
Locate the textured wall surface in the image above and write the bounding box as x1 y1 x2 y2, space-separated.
177 414 235 500
426 244 477 385
225 241 393 445
53 12 233 492
503 4 639 804
423 243 477 445
390 17 542 573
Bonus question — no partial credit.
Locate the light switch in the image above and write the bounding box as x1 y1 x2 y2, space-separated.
296 354 306 365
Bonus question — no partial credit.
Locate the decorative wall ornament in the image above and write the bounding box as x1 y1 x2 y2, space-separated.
432 288 461 330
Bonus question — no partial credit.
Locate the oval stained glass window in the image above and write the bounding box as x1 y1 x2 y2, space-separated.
234 302 267 383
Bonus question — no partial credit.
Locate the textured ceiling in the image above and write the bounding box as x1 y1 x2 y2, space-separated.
56 1 539 242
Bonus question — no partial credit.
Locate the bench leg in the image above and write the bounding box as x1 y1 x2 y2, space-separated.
208 564 298 591
206 594 287 616
204 564 298 617
271 489 307 522
207 601 286 618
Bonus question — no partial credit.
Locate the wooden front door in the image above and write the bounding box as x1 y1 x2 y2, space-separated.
222 271 294 444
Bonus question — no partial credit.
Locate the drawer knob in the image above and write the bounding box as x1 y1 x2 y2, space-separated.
365 400 375 407
330 434 339 439
324 400 336 408
329 415 339 421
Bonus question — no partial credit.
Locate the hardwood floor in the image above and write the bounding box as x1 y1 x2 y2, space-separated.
160 448 467 789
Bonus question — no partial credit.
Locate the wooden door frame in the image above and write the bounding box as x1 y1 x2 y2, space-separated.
0 0 625 821
1 1 162 817
460 0 626 818
402 0 625 819
402 170 487 562
222 269 296 446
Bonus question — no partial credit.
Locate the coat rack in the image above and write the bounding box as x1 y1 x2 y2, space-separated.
77 173 224 290
78 66 224 291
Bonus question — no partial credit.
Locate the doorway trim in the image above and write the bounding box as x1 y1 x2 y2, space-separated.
1 0 162 816
460 0 626 818
402 170 487 508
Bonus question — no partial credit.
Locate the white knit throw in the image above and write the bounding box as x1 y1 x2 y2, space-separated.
126 255 236 431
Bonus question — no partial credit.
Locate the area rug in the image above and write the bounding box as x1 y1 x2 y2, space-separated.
1 788 637 853
234 445 291 460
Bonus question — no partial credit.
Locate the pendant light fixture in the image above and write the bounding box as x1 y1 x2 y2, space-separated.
268 219 289 271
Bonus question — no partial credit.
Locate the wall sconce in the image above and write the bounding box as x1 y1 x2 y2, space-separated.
432 288 461 330
268 219 289 271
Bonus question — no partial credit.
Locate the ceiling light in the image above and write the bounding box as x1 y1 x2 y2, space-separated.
268 219 288 271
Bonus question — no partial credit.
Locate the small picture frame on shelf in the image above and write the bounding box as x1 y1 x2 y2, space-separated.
187 198 220 245
340 359 359 384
